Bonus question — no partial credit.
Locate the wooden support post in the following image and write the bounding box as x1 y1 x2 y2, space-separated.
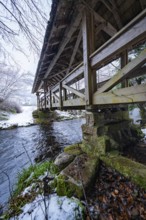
53 95 55 104
82 9 96 106
36 92 40 110
59 82 63 110
63 88 67 101
121 50 128 87
43 80 48 110
49 90 52 109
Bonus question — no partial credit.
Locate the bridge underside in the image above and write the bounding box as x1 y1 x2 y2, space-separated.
32 0 146 112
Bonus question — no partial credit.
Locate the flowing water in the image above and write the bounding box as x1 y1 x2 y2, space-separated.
0 112 85 208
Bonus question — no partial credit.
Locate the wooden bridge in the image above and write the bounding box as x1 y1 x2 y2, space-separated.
32 0 146 111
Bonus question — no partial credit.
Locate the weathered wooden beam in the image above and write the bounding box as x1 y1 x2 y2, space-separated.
66 28 82 75
97 49 146 93
63 88 67 101
63 64 84 85
93 84 146 105
43 80 48 109
102 24 117 37
101 0 123 29
127 66 146 79
36 92 40 109
52 84 59 93
49 90 52 109
59 82 63 109
63 84 85 99
82 9 96 105
63 98 86 107
52 92 59 102
44 12 82 80
121 50 128 87
94 14 117 36
91 10 146 68
82 0 117 36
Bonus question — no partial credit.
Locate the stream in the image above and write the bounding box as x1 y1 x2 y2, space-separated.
0 108 85 208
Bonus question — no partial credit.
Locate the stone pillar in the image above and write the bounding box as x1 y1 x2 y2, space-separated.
81 108 142 156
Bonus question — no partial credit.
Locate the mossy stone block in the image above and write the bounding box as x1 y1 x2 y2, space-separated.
101 154 146 189
64 144 83 156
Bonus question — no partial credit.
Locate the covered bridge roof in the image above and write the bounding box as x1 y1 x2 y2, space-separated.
32 0 146 93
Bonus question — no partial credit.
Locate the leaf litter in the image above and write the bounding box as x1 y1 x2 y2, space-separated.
86 163 146 220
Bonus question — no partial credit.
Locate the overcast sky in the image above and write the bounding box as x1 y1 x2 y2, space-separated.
1 0 52 75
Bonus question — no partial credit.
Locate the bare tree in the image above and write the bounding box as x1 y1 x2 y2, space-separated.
0 64 23 101
0 0 51 57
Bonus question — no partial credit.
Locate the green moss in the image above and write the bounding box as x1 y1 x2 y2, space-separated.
5 161 59 219
81 135 110 157
32 109 39 118
56 174 83 198
33 110 58 124
101 154 146 189
64 143 82 155
14 161 58 197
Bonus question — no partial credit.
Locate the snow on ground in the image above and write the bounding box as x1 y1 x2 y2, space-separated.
129 108 141 124
0 106 36 128
55 109 85 120
10 194 84 220
55 110 76 119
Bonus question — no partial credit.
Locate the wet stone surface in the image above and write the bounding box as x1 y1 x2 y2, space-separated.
86 163 146 220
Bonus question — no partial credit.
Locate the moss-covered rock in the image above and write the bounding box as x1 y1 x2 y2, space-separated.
64 143 83 156
32 109 39 118
56 154 100 198
32 110 56 124
81 135 114 156
56 174 83 198
101 154 146 189
54 152 75 170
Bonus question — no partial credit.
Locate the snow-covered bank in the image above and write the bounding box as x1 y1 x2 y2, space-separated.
10 194 84 220
0 106 36 129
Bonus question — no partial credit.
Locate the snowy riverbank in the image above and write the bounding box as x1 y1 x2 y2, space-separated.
0 107 82 129
0 106 36 129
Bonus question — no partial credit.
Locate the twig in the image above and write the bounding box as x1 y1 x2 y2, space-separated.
77 161 93 220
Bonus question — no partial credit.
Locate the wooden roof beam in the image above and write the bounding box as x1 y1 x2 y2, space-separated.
81 0 117 35
95 22 117 37
139 0 146 10
101 0 123 29
66 28 82 75
94 11 117 36
43 10 83 80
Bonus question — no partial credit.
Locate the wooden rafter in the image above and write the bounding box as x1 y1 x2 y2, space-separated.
81 0 117 36
66 28 82 75
43 11 82 80
101 0 123 29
